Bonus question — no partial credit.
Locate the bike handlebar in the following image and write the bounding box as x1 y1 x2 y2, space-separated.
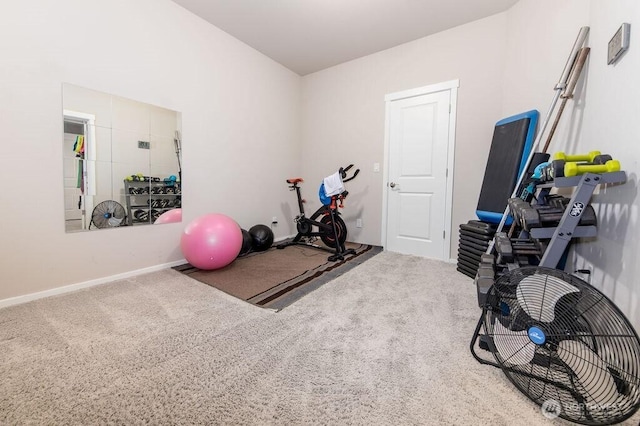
285 165 359 190
340 164 360 183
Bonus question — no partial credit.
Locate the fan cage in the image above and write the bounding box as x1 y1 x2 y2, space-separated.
483 266 640 425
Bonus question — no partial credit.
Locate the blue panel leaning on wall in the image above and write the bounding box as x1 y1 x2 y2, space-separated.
476 110 539 225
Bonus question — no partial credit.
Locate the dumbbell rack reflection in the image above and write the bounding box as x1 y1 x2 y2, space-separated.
124 179 182 226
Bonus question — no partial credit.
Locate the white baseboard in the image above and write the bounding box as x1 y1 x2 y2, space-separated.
274 234 296 243
1 236 295 309
0 259 186 309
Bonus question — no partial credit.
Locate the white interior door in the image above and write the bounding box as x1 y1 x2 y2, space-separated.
63 133 83 222
384 82 457 260
64 111 96 231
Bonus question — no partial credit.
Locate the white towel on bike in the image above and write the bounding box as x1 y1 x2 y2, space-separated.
323 171 344 196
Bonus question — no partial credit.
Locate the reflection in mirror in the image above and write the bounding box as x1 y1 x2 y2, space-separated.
62 84 182 232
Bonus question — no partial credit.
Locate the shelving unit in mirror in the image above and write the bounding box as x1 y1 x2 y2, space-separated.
124 178 182 226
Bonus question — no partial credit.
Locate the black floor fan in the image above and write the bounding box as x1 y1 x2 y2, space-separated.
471 266 640 425
90 200 126 229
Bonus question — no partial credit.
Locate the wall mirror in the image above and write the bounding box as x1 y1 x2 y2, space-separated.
62 83 182 232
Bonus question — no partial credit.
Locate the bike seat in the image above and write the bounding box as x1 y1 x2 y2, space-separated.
286 178 304 184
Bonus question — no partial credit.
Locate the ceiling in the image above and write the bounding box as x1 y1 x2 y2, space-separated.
171 0 519 76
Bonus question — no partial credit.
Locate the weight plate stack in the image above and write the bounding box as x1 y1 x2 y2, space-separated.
457 220 496 279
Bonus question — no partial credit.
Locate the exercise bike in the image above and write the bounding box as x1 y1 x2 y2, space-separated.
277 165 359 261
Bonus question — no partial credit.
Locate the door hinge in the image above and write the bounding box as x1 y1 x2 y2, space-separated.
443 230 446 239
445 168 448 178
449 104 452 113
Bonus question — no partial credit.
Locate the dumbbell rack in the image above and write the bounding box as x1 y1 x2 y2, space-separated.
533 171 625 267
124 179 182 226
475 169 626 308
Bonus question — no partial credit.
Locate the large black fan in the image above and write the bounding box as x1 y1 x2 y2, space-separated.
482 266 640 425
90 200 126 229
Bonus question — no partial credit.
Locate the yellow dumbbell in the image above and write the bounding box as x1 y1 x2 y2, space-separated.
553 151 602 163
564 160 621 177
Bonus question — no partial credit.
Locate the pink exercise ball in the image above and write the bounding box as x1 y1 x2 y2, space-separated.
181 213 242 270
154 208 182 224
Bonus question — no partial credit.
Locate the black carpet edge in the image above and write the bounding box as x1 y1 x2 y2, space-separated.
263 245 383 311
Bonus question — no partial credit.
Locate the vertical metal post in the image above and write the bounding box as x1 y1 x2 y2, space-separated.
542 47 591 153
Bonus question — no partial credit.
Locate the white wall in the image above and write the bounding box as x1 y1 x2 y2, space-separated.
0 0 301 301
575 0 640 329
502 0 640 331
300 14 509 250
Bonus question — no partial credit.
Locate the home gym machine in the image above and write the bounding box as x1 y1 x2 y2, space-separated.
277 165 359 261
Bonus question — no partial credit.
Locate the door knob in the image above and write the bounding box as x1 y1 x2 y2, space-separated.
389 182 396 188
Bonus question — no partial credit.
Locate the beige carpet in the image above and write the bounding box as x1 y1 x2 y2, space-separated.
1 251 639 425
